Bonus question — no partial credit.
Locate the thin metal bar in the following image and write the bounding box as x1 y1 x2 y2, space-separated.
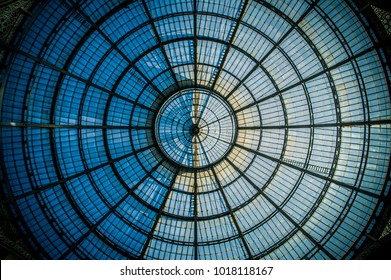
69 0 166 98
59 158 166 259
141 0 180 89
225 157 336 260
0 122 153 129
193 169 199 260
234 142 381 199
196 135 210 166
0 43 157 114
198 113 231 129
8 144 154 201
198 130 234 148
210 166 254 259
225 0 320 100
202 139 253 258
139 167 181 259
238 119 391 130
210 0 249 89
193 0 198 86
234 46 376 114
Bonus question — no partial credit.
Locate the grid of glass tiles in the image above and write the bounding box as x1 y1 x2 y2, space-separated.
0 0 390 259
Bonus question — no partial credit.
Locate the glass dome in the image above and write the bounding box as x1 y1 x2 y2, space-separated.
155 88 238 169
1 0 391 260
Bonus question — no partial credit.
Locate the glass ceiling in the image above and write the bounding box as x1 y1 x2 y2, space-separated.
0 0 391 260
155 88 238 168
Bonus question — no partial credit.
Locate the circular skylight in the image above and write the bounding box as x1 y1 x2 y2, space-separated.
155 89 237 168
0 0 390 260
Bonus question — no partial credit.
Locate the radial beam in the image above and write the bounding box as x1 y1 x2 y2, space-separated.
234 46 375 114
0 122 152 129
225 157 336 260
68 0 166 98
225 0 320 100
0 43 157 113
238 119 391 130
193 0 198 86
139 167 181 259
4 144 154 203
59 159 166 259
234 142 381 199
210 0 249 89
141 0 180 89
210 165 254 259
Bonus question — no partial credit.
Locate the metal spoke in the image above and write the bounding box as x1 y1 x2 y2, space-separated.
7 144 154 202
60 158 166 259
68 0 166 98
238 119 391 130
0 43 157 113
226 157 336 260
209 0 249 89
234 46 375 114
225 0 321 100
210 165 254 259
234 142 381 199
139 166 181 259
0 122 152 129
1 0 390 261
141 0 180 89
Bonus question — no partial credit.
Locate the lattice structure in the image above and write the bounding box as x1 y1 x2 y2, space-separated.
1 0 391 260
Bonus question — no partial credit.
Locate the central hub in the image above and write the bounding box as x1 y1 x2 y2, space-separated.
154 88 237 169
190 124 200 136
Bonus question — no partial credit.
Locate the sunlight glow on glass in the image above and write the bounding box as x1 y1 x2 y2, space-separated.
0 0 390 260
155 89 237 168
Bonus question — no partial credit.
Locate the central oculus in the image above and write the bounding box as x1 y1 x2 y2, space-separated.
154 88 237 169
190 124 200 136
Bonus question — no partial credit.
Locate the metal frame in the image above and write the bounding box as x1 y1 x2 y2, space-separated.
0 0 390 260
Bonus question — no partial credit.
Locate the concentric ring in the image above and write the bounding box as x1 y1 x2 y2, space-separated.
0 0 390 260
155 89 237 169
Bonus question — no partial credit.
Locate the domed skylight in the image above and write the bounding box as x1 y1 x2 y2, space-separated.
1 0 390 260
